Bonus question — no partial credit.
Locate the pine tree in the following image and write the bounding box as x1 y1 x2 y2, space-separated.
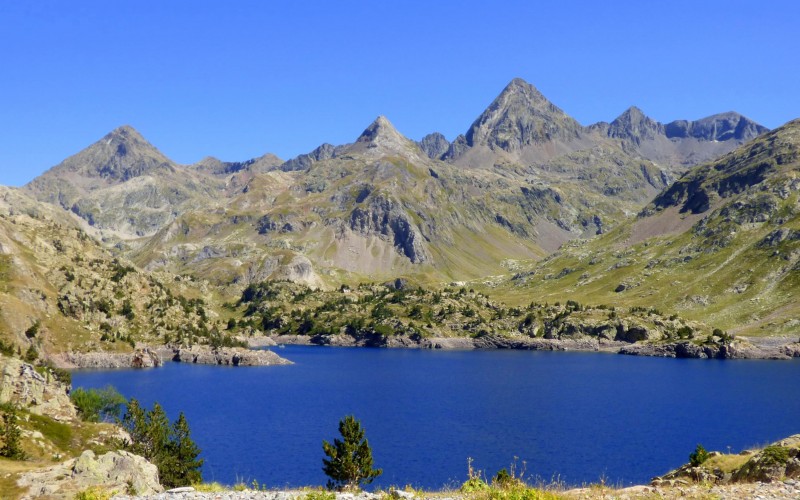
164 412 203 487
121 401 203 488
322 415 382 491
0 406 26 460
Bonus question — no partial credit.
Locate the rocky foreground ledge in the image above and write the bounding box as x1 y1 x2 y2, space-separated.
111 482 800 500
55 346 292 369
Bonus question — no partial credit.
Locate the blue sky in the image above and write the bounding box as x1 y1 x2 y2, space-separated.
0 0 798 186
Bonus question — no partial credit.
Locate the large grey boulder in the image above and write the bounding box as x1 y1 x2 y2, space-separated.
17 449 163 498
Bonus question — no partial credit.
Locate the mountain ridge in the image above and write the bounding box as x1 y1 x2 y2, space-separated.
19 79 772 290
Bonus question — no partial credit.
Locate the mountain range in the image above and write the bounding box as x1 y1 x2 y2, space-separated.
4 76 797 351
23 78 767 288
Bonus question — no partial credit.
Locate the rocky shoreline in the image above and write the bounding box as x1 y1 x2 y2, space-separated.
54 346 292 369
266 333 800 361
49 334 800 370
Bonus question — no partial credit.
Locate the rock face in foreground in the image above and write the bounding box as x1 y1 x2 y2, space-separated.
172 346 292 366
58 347 164 369
0 354 76 421
17 449 163 498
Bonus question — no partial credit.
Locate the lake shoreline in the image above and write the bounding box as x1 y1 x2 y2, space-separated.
262 333 800 361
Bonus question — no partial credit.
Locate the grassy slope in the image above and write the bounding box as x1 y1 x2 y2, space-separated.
491 120 800 337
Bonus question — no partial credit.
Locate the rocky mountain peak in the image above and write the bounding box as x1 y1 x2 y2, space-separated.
665 112 769 142
418 132 450 160
31 125 176 184
351 116 415 154
608 106 665 143
357 116 404 142
464 77 584 151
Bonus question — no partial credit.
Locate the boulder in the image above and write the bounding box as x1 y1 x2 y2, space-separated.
17 449 163 498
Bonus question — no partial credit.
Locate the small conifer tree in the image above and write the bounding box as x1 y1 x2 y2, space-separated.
0 406 26 460
322 415 382 491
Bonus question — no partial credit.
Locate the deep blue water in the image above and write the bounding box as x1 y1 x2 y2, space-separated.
72 346 800 489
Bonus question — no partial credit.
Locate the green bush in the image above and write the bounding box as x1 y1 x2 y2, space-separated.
71 386 126 422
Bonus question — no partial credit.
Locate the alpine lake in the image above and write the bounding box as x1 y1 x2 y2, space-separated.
72 345 800 490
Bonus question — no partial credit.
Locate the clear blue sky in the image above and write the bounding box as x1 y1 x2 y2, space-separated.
1 0 798 186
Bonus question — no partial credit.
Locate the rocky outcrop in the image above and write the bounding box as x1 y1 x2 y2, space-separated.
653 435 800 489
732 435 800 483
57 347 163 369
0 355 76 421
782 342 800 357
172 346 292 366
280 143 338 172
17 449 163 498
349 194 429 263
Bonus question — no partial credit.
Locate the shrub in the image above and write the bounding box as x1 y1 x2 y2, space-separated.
25 321 40 339
24 345 38 363
71 386 126 422
689 444 710 466
761 445 791 466
322 415 382 491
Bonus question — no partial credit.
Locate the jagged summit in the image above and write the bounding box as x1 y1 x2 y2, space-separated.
607 106 665 144
463 77 584 152
418 132 450 160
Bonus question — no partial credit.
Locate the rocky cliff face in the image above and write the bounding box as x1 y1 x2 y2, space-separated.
348 194 429 263
0 355 76 421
